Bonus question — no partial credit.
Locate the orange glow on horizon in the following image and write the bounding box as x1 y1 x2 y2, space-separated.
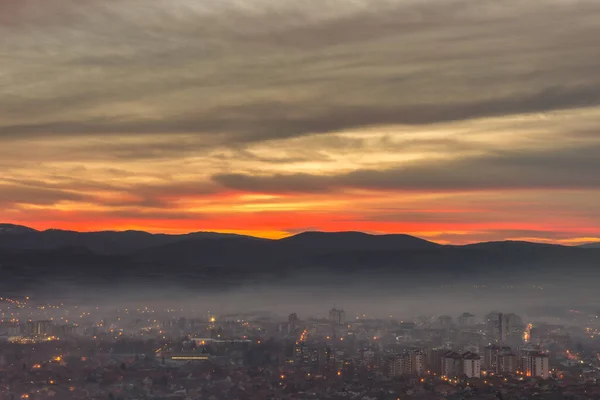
3 210 599 245
3 184 599 245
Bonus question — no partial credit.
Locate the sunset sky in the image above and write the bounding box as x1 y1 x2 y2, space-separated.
1 0 600 244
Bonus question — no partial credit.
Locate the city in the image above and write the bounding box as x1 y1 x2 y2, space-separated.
3 297 600 399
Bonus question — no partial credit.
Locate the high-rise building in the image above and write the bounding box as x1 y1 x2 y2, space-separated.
288 313 298 336
484 345 500 370
458 313 476 327
496 349 518 375
522 352 549 379
389 353 411 377
486 311 500 332
529 327 539 345
288 313 298 324
329 308 346 325
498 313 509 342
497 313 524 343
427 348 448 376
61 324 80 336
412 351 425 376
317 347 334 372
26 320 53 337
294 341 309 364
388 351 425 376
442 351 462 378
438 315 453 329
462 352 481 378
178 317 187 331
0 322 20 336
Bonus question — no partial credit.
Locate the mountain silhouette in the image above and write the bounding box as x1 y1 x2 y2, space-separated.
579 242 600 249
1 224 598 291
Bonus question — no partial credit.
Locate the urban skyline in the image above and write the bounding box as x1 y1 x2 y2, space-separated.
2 296 599 399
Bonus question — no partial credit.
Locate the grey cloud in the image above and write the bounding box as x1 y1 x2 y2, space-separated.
212 144 600 193
0 182 86 206
0 176 220 209
3 84 600 143
357 208 600 226
214 172 333 194
2 0 600 146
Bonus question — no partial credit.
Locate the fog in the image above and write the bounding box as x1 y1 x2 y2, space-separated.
9 268 600 324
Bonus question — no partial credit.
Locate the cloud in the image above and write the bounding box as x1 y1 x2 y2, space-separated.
213 144 600 192
0 182 86 206
2 0 600 145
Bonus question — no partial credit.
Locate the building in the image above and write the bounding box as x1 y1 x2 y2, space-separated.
389 353 411 377
458 313 476 327
486 312 500 333
484 345 500 370
438 315 453 329
389 351 425 377
529 326 540 345
412 351 425 376
320 347 335 371
427 347 448 376
486 313 524 343
522 352 549 379
498 313 509 342
60 324 80 336
329 308 346 325
287 313 298 336
462 352 481 378
26 320 53 337
442 351 462 378
0 323 20 336
288 313 298 325
496 350 518 375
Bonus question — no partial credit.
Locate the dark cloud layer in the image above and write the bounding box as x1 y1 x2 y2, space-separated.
2 0 600 145
3 84 600 145
213 144 600 193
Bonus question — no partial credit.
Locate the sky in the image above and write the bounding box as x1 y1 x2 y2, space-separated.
1 0 600 244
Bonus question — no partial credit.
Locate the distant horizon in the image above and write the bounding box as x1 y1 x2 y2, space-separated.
2 222 599 247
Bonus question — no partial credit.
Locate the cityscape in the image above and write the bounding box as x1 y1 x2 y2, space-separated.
2 296 600 399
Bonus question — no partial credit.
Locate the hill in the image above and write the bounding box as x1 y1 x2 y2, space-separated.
580 242 600 249
0 225 258 255
1 224 599 291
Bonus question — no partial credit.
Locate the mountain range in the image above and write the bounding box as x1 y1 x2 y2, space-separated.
1 223 599 291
